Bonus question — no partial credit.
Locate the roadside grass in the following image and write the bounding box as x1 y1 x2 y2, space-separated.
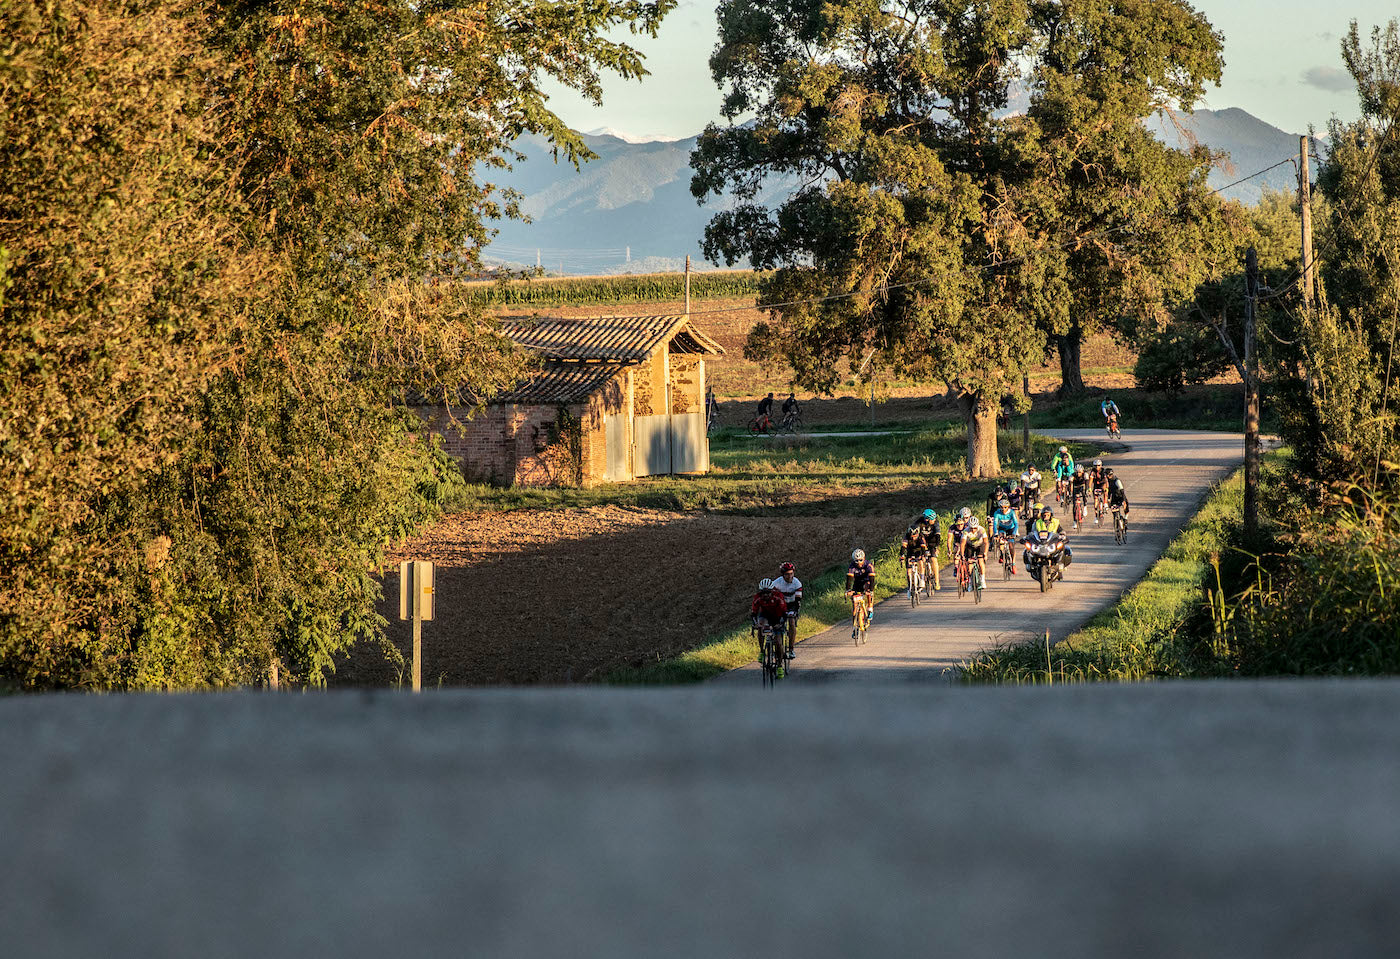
1033 384 1281 434
958 450 1288 684
446 427 1100 516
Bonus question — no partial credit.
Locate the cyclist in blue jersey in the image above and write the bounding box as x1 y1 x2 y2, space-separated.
990 497 1020 573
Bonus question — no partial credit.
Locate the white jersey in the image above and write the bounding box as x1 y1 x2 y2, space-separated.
772 576 803 603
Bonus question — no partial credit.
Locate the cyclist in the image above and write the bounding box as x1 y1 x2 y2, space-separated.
772 562 803 660
754 391 775 431
1069 463 1091 530
705 386 719 430
985 481 1010 522
1007 480 1024 516
845 548 876 633
901 509 941 593
947 507 973 583
750 578 789 673
1088 458 1109 522
1052 446 1075 503
1104 467 1130 515
960 516 990 585
1025 464 1043 501
1102 396 1121 430
780 392 800 428
990 497 1020 573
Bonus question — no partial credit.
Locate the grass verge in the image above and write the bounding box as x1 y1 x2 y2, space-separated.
958 449 1288 684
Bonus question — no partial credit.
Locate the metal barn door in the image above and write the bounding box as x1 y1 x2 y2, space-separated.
604 413 629 481
633 414 671 476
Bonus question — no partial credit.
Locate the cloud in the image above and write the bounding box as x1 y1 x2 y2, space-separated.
1302 66 1353 92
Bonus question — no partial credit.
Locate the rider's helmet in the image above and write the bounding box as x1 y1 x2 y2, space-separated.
1093 458 1103 467
851 548 865 564
1058 446 1068 455
959 507 972 520
779 562 795 574
1041 506 1054 519
921 508 936 522
968 516 980 528
1104 467 1115 477
999 498 1010 510
758 578 773 591
1074 464 1084 474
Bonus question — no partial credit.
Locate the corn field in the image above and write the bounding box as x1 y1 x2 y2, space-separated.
458 270 764 307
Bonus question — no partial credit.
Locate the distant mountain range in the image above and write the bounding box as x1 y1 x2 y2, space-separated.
483 107 1312 276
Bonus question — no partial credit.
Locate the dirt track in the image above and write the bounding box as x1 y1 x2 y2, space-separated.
336 506 905 685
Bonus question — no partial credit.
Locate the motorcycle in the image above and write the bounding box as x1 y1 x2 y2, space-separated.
1022 529 1073 593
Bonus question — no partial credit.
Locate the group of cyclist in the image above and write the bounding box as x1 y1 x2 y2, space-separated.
751 391 801 433
750 397 1133 660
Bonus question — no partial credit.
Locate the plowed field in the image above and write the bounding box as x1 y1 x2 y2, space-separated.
336 506 905 686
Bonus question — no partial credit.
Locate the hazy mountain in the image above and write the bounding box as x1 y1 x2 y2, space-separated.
483 108 1311 275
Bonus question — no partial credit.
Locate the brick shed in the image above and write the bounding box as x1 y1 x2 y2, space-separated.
416 314 724 487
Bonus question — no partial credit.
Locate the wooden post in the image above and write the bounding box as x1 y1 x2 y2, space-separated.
684 255 691 315
1299 135 1315 309
1244 247 1260 540
401 560 435 692
413 614 422 692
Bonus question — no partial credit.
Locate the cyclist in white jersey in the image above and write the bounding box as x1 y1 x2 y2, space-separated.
772 562 803 660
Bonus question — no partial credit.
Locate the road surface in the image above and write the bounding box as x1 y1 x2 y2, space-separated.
721 428 1245 683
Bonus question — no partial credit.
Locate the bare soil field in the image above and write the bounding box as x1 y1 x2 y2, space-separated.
336 504 910 686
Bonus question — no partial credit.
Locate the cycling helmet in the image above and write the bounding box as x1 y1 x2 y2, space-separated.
779 562 795 574
999 498 1010 509
969 516 980 528
1074 464 1084 474
959 507 972 520
1093 458 1103 467
851 548 865 563
921 508 936 521
1105 467 1115 477
1059 446 1068 453
758 578 773 591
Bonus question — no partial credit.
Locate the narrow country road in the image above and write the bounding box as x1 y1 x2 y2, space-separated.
720 428 1245 683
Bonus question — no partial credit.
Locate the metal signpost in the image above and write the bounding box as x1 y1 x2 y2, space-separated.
399 560 435 692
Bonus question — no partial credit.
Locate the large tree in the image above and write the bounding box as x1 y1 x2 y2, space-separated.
0 0 674 689
691 0 1224 473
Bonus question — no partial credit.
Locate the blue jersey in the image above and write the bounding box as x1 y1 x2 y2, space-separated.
1102 399 1120 417
991 509 1019 537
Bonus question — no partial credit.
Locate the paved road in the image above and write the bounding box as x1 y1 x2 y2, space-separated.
721 428 1245 684
4 681 1400 958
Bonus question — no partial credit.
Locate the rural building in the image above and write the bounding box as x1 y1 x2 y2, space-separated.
414 314 723 487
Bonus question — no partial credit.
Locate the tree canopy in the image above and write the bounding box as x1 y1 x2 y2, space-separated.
691 0 1225 474
0 0 673 689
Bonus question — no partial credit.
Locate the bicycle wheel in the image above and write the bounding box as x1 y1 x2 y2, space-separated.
927 555 939 593
973 565 984 604
907 565 919 608
851 598 863 644
1115 512 1127 544
1001 544 1012 581
747 416 762 436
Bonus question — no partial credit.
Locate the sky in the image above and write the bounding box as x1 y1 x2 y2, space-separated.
540 0 1398 141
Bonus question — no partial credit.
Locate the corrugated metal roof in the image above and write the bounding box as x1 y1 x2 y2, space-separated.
499 314 724 361
495 362 630 404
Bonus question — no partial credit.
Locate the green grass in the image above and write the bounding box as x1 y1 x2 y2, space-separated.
1032 385 1281 433
958 449 1289 684
447 425 1099 516
457 270 763 307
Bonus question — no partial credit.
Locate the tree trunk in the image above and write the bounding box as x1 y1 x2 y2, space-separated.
1055 323 1086 397
964 392 1001 478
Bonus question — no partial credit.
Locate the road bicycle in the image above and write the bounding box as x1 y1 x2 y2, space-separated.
1106 414 1121 439
969 558 985 604
706 405 719 435
747 413 772 435
905 556 924 608
1093 488 1107 525
1072 491 1086 532
849 591 872 644
1113 505 1129 545
754 619 785 686
996 534 1015 581
777 410 803 434
954 550 970 599
1055 477 1069 506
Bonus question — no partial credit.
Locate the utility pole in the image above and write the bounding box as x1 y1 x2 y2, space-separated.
685 255 691 315
1299 135 1315 309
1243 247 1260 540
